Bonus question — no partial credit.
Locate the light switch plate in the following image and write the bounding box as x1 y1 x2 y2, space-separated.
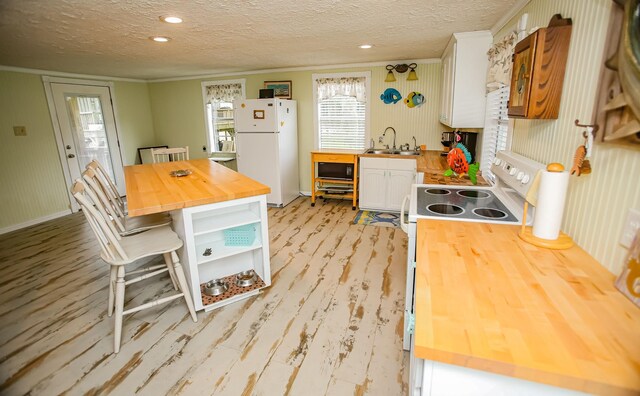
620 208 640 248
13 126 27 136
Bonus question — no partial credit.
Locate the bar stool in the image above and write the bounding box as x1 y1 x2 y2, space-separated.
82 168 171 236
71 180 197 353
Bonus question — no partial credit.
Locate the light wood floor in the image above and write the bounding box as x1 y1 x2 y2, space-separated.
0 197 408 395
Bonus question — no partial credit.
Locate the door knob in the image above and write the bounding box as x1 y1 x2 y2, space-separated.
67 154 76 158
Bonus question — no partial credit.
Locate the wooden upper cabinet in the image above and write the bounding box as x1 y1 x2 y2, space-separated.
508 15 572 119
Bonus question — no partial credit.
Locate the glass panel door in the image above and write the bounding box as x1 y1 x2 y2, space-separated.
64 95 117 180
50 83 125 210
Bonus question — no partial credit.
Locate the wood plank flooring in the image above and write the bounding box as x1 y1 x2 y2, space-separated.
0 197 409 395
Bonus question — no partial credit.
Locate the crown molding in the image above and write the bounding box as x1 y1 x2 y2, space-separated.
147 58 440 83
491 0 531 35
0 65 146 82
1 57 441 83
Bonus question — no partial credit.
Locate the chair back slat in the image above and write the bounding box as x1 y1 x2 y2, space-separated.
151 147 189 163
83 168 126 234
72 180 129 262
86 160 125 217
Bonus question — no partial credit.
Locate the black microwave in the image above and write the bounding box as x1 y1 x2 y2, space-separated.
318 162 354 180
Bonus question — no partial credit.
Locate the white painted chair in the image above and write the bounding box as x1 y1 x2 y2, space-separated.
82 168 171 236
71 180 198 353
151 146 189 163
86 160 126 217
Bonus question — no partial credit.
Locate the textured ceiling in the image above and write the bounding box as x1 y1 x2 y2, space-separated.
0 0 516 80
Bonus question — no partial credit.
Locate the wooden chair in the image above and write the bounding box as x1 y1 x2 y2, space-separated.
151 146 189 163
83 168 171 236
71 180 197 353
86 160 125 217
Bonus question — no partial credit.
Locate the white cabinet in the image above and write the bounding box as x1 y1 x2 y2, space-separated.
388 170 416 211
359 157 416 211
439 31 493 128
171 195 271 312
359 168 386 209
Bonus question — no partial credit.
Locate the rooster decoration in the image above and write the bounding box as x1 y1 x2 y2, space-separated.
444 142 480 184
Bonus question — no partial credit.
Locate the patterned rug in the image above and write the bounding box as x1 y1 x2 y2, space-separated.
353 210 401 228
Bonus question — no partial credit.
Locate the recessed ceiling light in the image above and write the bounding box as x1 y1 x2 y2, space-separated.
160 16 183 24
150 36 171 42
359 44 373 49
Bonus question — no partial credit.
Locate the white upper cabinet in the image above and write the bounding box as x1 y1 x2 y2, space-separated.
439 31 493 128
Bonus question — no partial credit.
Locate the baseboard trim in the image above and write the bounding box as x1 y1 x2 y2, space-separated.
0 210 72 235
300 191 311 197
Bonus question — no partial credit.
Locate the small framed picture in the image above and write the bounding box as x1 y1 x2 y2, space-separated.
253 110 265 119
264 81 292 99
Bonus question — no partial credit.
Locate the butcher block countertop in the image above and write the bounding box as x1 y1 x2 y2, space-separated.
125 159 270 217
415 219 640 395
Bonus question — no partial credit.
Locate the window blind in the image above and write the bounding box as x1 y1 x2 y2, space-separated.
318 95 366 150
481 86 510 179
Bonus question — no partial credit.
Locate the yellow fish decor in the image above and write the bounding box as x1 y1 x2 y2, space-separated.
405 92 425 108
380 88 402 104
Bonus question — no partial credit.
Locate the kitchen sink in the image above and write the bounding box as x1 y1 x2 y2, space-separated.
364 149 420 156
365 149 396 154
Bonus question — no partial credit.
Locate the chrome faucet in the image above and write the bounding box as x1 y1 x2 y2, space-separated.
381 127 397 150
412 136 418 151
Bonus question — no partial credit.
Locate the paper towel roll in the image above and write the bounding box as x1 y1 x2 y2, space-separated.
532 170 570 240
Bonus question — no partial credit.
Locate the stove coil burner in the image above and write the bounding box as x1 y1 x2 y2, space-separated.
427 203 464 216
457 190 491 199
473 208 507 219
425 188 451 195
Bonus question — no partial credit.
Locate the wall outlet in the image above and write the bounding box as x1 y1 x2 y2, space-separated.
620 208 640 248
13 126 26 136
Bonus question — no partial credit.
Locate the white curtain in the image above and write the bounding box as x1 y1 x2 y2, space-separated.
486 32 518 92
316 77 366 102
205 83 243 104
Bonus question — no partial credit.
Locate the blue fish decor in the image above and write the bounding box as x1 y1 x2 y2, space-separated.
405 91 425 108
380 88 402 104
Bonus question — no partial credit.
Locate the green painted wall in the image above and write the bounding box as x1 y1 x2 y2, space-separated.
0 70 155 231
0 71 70 228
113 81 156 165
148 63 444 192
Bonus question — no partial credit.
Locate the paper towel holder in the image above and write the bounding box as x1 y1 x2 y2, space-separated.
518 163 574 249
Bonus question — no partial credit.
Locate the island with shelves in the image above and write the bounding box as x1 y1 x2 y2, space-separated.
125 159 271 312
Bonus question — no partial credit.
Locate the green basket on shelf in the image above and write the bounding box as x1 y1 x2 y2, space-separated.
223 224 257 246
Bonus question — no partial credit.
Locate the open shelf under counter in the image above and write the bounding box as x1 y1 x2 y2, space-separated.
191 201 261 236
170 194 271 313
200 272 267 312
192 212 260 237
195 239 262 265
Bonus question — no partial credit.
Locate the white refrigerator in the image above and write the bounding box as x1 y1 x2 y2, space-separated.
233 98 299 207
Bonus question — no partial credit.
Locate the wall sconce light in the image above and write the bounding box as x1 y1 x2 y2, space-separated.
385 63 418 82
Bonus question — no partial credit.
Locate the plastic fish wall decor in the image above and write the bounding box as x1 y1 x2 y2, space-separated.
405 92 425 108
380 88 402 104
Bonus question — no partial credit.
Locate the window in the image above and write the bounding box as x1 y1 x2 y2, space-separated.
313 72 370 150
202 79 245 153
480 85 511 180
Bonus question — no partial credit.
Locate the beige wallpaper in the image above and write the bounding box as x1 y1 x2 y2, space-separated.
496 0 640 273
0 71 156 230
0 71 70 229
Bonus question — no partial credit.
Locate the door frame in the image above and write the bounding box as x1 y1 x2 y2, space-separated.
43 76 126 212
